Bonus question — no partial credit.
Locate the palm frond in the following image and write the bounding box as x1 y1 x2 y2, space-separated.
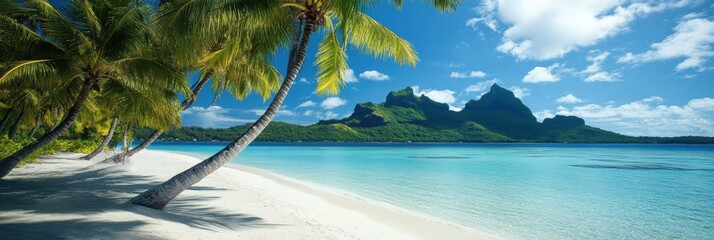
339 11 418 66
314 16 348 95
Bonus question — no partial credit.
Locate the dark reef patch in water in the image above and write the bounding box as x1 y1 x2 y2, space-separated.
571 164 714 171
588 159 648 164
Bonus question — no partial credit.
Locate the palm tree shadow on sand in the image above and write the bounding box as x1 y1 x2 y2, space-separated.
0 155 283 239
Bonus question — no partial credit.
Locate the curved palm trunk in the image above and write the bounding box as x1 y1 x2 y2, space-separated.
27 117 40 138
0 109 13 133
0 78 96 178
102 72 213 164
116 123 131 163
81 115 119 160
129 19 315 209
7 110 26 138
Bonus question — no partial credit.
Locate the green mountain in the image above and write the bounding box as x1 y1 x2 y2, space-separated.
136 84 714 143
318 84 632 142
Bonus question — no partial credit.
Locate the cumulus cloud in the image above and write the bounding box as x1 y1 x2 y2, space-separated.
556 97 714 136
321 97 347 109
508 86 531 99
472 0 697 60
297 100 316 108
343 68 358 83
585 71 620 82
523 64 560 83
465 79 499 92
618 17 714 71
450 71 487 78
299 77 309 83
556 94 584 104
467 0 499 32
412 86 461 111
359 70 390 81
321 111 339 120
534 109 556 122
182 106 253 128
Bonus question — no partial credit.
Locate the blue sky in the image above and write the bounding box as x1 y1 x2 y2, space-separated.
178 1 714 136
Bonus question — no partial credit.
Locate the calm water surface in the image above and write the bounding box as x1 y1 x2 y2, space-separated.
146 142 714 240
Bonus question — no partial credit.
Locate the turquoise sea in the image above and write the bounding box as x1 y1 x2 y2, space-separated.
146 142 714 239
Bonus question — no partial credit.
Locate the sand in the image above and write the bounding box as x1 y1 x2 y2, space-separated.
0 149 499 240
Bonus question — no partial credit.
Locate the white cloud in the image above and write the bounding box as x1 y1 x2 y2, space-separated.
413 86 460 110
182 106 253 128
465 79 499 92
581 50 620 82
468 0 499 32
523 64 560 83
297 100 316 108
303 110 341 120
474 0 697 60
343 68 358 83
534 110 556 122
321 111 339 120
359 70 390 81
508 86 530 99
321 97 347 109
466 17 498 31
642 96 665 103
583 51 610 74
248 109 296 117
299 77 309 83
555 97 714 136
688 97 714 110
618 17 714 71
450 70 487 78
414 88 456 105
556 94 584 104
584 71 619 82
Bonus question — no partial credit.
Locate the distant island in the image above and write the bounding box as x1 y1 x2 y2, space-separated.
136 84 714 144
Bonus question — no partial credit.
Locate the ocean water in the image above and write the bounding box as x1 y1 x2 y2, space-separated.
146 142 714 239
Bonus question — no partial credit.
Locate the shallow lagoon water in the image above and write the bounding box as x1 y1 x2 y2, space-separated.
147 142 714 239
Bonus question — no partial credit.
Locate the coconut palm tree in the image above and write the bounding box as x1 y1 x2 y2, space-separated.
80 114 117 160
130 0 459 209
100 0 288 163
0 0 188 178
98 74 187 163
82 64 186 161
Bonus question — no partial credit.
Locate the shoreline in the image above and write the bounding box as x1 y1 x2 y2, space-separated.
0 149 498 239
223 163 498 240
163 149 499 239
145 140 714 146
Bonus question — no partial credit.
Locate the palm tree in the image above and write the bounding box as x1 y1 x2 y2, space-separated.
100 0 288 163
98 74 187 163
130 0 459 209
0 0 188 178
80 115 118 160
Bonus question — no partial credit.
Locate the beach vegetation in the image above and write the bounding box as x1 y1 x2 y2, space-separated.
0 0 188 178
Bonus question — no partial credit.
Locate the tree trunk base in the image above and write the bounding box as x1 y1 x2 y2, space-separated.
99 152 130 164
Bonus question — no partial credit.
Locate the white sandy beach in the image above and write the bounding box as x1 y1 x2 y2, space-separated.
0 149 497 240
